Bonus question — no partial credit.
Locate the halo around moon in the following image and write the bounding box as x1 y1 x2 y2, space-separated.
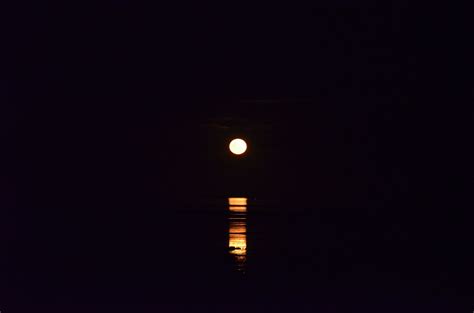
229 138 247 155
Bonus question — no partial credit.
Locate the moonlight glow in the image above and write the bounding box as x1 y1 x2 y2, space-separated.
229 138 247 155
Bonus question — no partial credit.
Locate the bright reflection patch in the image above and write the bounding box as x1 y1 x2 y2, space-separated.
229 138 247 155
229 206 247 213
228 197 248 272
228 197 247 206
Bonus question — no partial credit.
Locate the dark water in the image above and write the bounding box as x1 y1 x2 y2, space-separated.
5 198 474 312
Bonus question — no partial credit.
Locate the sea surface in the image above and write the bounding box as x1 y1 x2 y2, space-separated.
4 198 474 312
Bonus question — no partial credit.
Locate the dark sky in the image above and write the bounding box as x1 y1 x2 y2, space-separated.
6 2 473 211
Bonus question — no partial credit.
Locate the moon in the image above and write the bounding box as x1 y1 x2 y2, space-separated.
229 138 247 155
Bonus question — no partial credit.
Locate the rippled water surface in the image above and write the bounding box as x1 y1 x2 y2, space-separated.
6 197 474 312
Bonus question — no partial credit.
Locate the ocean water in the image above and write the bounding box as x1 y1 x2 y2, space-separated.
5 197 474 312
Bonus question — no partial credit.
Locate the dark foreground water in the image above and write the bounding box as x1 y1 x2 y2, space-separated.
4 199 474 312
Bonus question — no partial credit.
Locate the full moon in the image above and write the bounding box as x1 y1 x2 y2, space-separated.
229 138 247 155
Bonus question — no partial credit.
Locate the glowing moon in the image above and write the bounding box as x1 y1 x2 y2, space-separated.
229 138 247 155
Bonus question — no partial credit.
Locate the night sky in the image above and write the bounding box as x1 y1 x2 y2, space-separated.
3 2 474 310
9 2 471 210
